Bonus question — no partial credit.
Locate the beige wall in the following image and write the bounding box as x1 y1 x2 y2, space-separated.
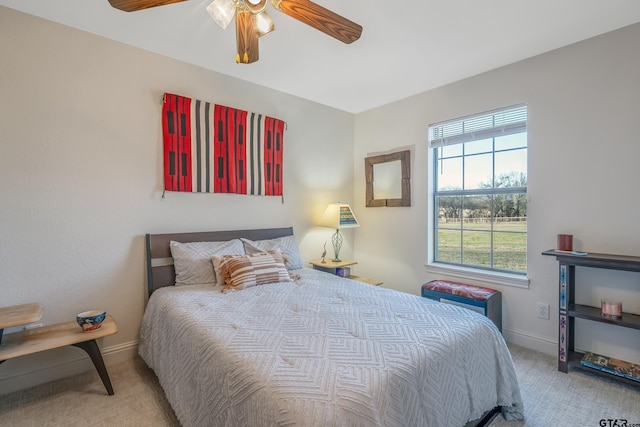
0 6 355 393
353 23 640 362
2 4 639 394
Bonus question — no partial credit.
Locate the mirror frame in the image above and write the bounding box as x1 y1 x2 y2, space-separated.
365 150 411 207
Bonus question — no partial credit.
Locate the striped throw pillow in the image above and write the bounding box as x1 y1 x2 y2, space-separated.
214 250 293 292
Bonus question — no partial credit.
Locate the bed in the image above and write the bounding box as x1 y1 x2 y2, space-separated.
139 227 523 427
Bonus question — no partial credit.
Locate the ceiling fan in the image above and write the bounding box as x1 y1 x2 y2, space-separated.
107 0 363 64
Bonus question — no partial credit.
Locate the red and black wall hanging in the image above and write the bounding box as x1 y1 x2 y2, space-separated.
162 93 285 196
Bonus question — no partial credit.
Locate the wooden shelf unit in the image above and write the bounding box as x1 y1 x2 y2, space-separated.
0 309 118 395
542 250 640 386
567 303 640 330
0 303 43 345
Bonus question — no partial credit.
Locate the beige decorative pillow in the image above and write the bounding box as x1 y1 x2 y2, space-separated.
214 250 292 292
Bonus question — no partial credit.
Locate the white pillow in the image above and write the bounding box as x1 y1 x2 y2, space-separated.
240 235 303 270
170 239 245 286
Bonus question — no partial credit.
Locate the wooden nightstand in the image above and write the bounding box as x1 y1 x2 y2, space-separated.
309 260 383 286
347 275 383 286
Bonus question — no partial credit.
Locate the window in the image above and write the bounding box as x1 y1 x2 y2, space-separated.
428 105 527 277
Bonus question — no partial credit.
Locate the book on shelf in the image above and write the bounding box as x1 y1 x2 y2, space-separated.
580 352 640 382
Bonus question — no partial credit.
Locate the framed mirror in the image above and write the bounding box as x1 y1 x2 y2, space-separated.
365 150 411 207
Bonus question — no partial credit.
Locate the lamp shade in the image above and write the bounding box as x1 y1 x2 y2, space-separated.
319 203 359 229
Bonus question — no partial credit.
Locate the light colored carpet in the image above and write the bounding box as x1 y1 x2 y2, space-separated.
0 356 180 426
489 344 640 426
0 344 638 426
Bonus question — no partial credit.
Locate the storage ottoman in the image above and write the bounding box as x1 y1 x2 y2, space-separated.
421 280 502 332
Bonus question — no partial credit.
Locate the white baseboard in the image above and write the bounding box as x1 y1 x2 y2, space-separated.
0 340 138 395
503 327 557 356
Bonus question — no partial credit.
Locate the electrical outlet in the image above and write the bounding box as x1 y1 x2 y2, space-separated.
537 302 550 320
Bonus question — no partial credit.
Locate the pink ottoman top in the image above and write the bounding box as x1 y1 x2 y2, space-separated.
422 280 498 301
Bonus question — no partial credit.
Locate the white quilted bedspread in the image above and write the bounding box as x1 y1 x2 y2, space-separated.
139 268 523 427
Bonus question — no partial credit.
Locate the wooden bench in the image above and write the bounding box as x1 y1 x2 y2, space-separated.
421 280 502 332
0 303 118 395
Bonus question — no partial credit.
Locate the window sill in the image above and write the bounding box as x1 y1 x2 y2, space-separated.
425 262 530 289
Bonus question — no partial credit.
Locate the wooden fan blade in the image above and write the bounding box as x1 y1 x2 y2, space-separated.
108 0 186 12
272 0 362 44
236 9 260 64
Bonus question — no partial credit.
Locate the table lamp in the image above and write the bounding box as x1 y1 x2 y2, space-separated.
319 203 359 262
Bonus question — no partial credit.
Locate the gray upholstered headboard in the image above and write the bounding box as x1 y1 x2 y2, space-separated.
145 227 294 296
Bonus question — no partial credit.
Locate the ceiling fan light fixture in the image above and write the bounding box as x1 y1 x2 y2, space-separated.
207 0 237 30
255 10 275 37
109 0 362 64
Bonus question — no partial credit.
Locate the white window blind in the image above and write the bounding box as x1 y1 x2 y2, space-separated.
429 104 527 148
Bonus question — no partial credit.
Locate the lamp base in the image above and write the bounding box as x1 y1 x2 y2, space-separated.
331 229 343 263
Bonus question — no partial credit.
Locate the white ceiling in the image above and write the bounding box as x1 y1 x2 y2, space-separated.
2 0 640 113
